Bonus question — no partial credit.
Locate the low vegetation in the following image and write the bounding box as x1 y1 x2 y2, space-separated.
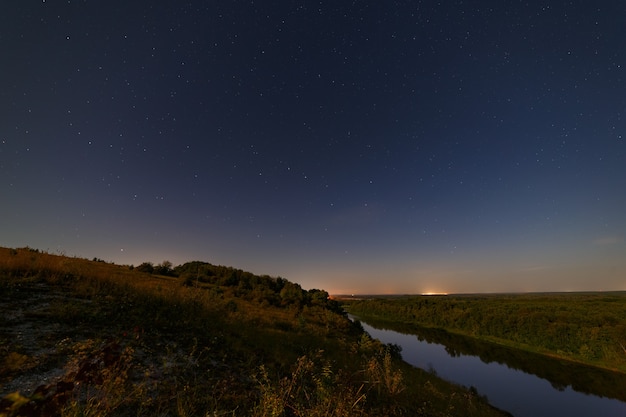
0 247 507 416
345 293 626 373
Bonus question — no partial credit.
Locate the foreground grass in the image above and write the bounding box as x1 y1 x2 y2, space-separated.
0 247 508 417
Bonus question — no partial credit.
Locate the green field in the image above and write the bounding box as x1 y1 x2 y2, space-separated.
344 292 626 373
0 247 508 417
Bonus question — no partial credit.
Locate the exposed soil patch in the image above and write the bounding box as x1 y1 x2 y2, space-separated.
0 282 101 395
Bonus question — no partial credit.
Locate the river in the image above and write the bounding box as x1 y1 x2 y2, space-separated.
355 318 626 417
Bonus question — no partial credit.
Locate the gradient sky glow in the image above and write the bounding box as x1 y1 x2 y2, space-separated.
2 1 625 294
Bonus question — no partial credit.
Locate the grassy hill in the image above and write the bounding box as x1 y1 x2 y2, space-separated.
0 247 508 416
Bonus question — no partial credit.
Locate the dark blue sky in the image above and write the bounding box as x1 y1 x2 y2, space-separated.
2 1 625 293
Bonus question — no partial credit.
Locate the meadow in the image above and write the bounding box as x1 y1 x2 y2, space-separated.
0 247 507 416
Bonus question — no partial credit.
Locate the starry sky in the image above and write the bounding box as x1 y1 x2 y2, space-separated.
2 1 625 294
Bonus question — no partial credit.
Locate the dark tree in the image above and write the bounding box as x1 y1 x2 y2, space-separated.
136 262 154 274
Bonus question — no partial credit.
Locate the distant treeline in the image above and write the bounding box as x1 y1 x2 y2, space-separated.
137 259 341 312
346 293 626 372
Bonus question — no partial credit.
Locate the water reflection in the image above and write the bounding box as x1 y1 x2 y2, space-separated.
354 317 626 417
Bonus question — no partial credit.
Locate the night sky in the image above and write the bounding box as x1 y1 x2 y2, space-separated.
2 1 625 294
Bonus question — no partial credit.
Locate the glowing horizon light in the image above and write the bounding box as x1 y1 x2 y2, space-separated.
421 292 448 296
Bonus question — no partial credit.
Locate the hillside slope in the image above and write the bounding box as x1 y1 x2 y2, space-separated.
0 247 508 416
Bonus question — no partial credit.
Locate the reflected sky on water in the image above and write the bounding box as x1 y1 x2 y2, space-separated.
360 321 626 417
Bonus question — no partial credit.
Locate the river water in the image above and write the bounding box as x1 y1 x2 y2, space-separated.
356 319 626 417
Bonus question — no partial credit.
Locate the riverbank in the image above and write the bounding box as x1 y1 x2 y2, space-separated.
343 293 626 374
356 318 626 417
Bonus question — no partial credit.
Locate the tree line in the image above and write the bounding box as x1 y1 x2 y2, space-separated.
346 293 626 372
134 259 341 312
